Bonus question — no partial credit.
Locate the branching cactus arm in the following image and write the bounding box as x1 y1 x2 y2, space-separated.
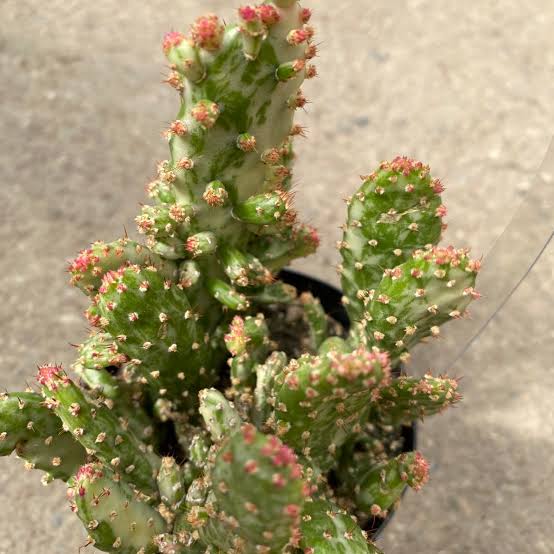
339 158 445 324
68 463 166 553
270 348 392 471
0 391 87 482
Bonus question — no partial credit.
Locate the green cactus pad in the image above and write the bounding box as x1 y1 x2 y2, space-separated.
340 157 445 323
362 245 480 363
300 498 383 554
69 238 176 294
210 424 308 552
86 264 220 406
37 365 159 496
375 373 462 424
0 391 86 481
69 462 166 553
271 347 392 470
345 451 430 517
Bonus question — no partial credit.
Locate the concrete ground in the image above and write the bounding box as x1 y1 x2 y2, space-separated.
0 1 552 552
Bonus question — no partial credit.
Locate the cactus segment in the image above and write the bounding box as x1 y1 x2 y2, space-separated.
68 462 166 553
86 264 220 406
72 333 156 446
210 424 308 552
300 499 383 554
233 191 296 226
207 277 250 311
37 365 160 496
374 373 462 424
253 351 288 429
346 451 430 517
69 239 176 295
299 292 329 350
0 392 86 481
271 348 392 470
361 245 480 364
157 457 185 508
198 388 242 441
219 245 273 288
224 314 271 390
340 157 445 323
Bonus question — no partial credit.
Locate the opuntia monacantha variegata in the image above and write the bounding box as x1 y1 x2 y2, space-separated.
1 2 480 553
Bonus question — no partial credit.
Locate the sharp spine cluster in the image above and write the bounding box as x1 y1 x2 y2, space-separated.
1 3 481 553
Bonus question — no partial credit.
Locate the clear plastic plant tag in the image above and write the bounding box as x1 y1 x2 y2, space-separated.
411 138 554 374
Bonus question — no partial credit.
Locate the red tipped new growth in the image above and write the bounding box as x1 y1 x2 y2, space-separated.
224 316 249 356
257 4 281 26
238 6 258 22
191 14 224 51
287 28 310 46
380 156 429 177
68 248 99 284
400 452 430 491
74 463 103 497
37 364 68 391
162 31 185 54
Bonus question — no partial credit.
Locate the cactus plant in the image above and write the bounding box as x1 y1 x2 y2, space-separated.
1 2 482 553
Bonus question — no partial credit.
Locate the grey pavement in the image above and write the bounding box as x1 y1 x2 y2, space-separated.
0 1 552 552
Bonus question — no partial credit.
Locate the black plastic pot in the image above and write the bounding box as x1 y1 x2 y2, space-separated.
279 269 416 539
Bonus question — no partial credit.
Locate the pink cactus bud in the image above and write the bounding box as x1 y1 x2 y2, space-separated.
74 464 104 497
164 70 183 90
300 7 312 23
162 31 185 54
168 120 188 137
68 248 99 275
185 236 200 256
191 14 225 51
257 4 280 26
224 316 249 356
238 6 259 22
329 347 391 383
431 178 445 193
287 28 309 45
284 504 301 518
191 100 220 129
435 204 447 217
37 364 68 391
381 156 429 177
408 452 430 491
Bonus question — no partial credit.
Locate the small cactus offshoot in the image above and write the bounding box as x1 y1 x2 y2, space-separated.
1 3 481 553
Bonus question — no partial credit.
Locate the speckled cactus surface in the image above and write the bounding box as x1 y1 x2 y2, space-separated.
1 3 481 553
